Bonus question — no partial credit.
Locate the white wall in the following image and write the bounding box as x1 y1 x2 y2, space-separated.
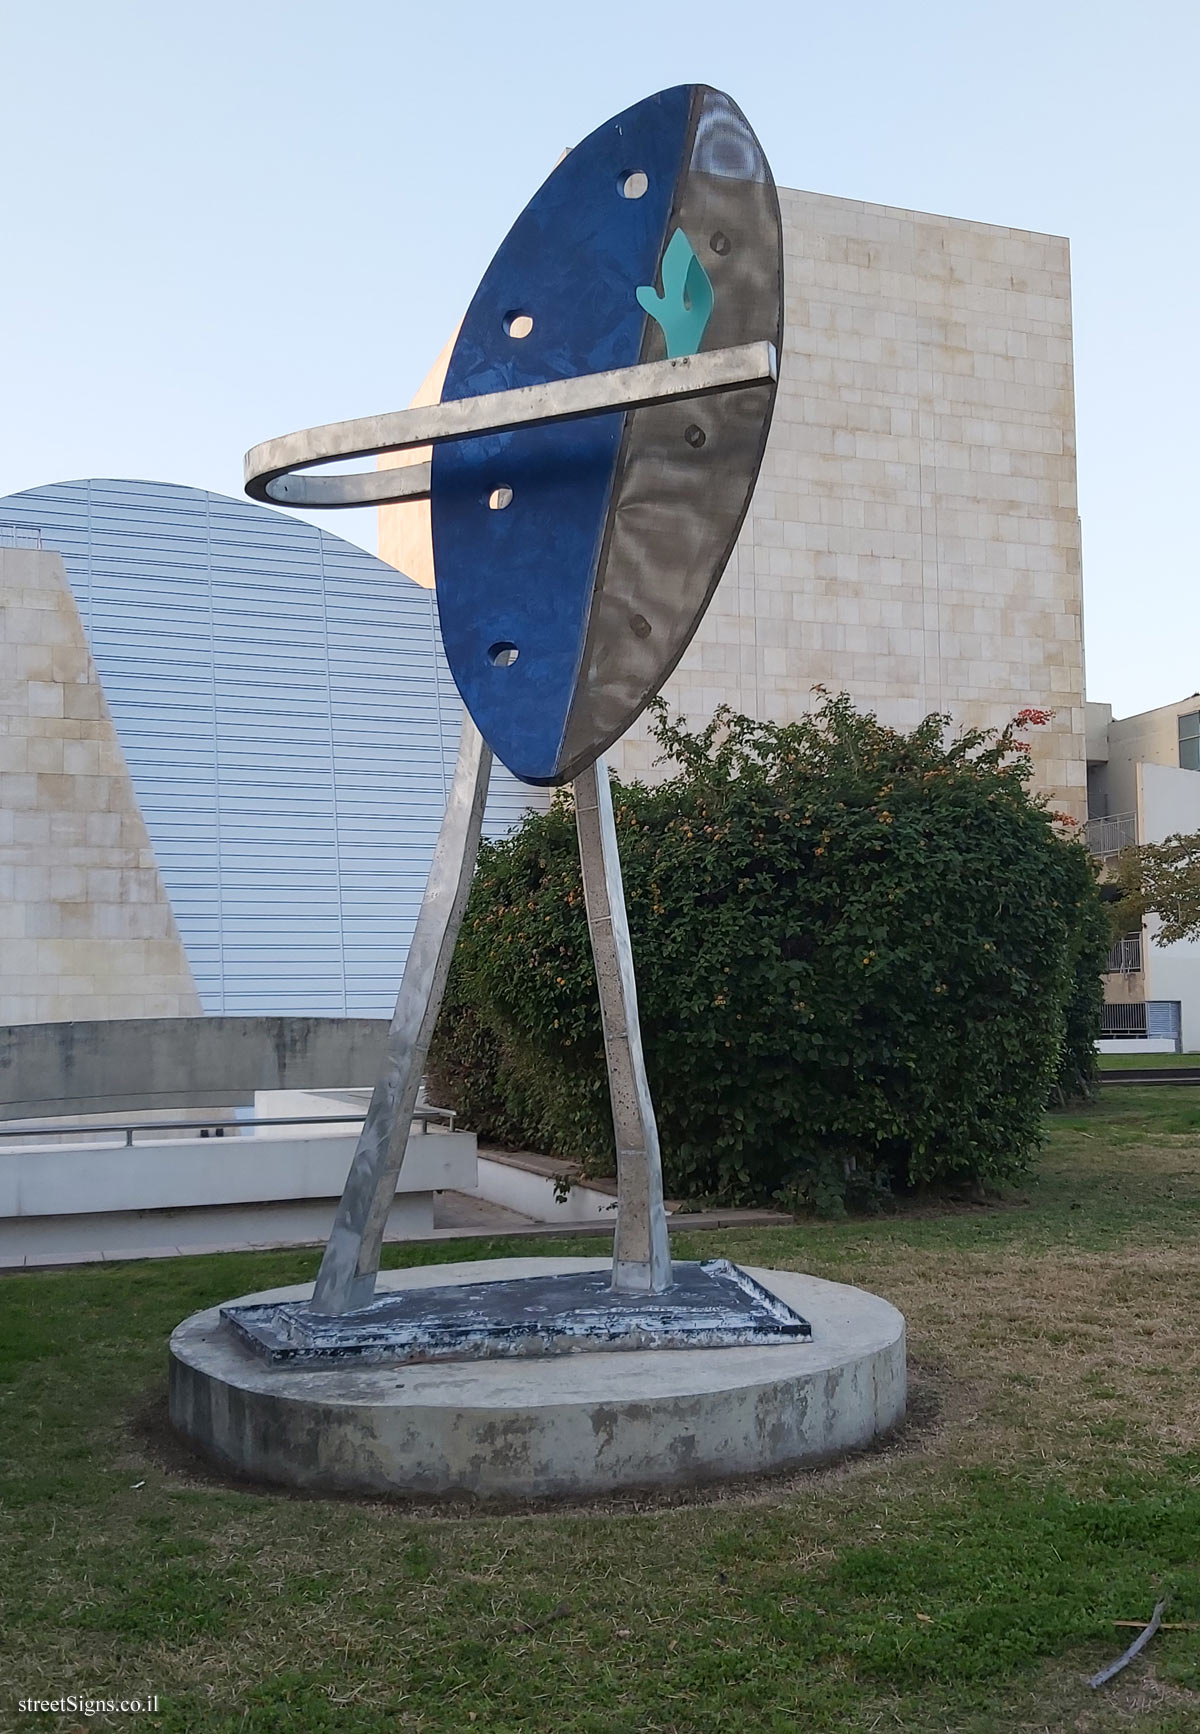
0 1127 476 1263
1096 695 1200 821
470 1154 621 1225
1096 1039 1177 1055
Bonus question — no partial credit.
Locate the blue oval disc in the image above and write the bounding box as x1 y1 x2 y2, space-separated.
431 84 782 785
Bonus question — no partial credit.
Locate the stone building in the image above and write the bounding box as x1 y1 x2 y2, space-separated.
1087 695 1200 1050
0 540 200 1022
380 187 1086 818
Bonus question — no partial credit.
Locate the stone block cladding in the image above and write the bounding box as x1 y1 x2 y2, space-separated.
0 547 201 1023
605 190 1086 818
376 191 1085 814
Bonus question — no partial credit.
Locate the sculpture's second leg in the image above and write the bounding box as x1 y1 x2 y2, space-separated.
573 755 672 1294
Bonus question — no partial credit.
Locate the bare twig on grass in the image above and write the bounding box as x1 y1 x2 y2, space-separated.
1090 1599 1166 1688
1113 1619 1198 1631
512 1599 571 1637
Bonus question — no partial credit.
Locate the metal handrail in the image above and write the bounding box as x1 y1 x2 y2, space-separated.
1106 935 1143 974
0 522 44 549
1100 1002 1148 1036
1086 812 1137 858
0 1106 456 1148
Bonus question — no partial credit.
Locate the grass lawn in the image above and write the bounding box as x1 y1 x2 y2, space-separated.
1098 1052 1200 1070
4 1090 1200 1732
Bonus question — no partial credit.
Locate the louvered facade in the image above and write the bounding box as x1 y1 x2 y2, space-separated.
0 479 546 1016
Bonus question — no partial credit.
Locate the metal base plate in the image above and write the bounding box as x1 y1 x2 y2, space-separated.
221 1258 811 1368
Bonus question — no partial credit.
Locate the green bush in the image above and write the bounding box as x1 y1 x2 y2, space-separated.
428 694 1107 1211
1054 858 1113 1105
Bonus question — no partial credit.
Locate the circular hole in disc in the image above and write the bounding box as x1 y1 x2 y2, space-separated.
488 642 519 667
619 170 648 199
629 614 652 639
684 424 706 449
709 231 732 255
504 312 533 339
488 486 514 510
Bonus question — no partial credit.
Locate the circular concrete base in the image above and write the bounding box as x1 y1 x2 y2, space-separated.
169 1258 906 1499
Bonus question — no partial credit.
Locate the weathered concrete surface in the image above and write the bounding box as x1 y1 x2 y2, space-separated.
0 1015 389 1120
169 1257 906 1498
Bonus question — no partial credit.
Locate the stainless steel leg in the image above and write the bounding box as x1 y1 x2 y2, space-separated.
574 754 672 1294
311 717 493 1315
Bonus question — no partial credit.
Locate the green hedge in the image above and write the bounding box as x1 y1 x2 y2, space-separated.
428 695 1108 1211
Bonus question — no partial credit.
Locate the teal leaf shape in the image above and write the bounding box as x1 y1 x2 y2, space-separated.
636 228 714 359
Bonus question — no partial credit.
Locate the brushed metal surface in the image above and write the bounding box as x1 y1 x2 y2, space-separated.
558 89 783 777
574 756 671 1294
263 460 433 511
311 717 492 1315
244 344 776 508
234 81 781 1317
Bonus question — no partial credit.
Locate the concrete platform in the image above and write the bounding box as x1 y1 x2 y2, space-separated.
169 1257 906 1498
0 1124 477 1264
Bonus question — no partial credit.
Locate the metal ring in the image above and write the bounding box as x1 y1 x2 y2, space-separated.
243 343 777 511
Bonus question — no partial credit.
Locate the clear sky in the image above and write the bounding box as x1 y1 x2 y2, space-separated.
1 0 1194 718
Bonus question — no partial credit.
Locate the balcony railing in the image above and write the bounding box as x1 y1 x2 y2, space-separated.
1106 934 1143 974
1087 812 1137 858
0 522 43 549
1100 1002 1147 1037
1099 999 1183 1047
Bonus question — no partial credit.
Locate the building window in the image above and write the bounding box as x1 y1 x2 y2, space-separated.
1179 711 1200 771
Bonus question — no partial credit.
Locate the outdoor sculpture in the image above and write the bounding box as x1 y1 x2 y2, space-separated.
232 83 802 1360
169 85 907 1495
